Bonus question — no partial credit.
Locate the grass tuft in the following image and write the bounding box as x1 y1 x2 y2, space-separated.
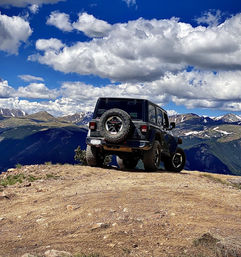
0 174 26 186
15 163 22 169
0 174 40 187
44 161 52 165
46 173 60 180
200 174 228 186
201 173 241 190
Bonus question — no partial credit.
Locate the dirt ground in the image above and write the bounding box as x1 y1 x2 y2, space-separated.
0 164 241 257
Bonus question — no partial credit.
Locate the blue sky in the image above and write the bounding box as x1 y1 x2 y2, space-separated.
0 0 241 117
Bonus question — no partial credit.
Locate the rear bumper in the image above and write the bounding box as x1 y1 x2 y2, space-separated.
86 137 152 152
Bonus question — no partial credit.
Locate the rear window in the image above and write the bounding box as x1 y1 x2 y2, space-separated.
94 98 144 120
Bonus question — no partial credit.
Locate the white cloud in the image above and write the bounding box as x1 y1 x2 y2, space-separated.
196 10 222 26
0 13 32 54
17 83 59 99
0 97 94 116
122 0 136 7
1 68 241 116
31 13 241 83
19 74 44 82
0 79 58 101
154 70 241 102
0 80 15 98
0 0 65 8
47 11 72 32
59 69 241 112
72 12 111 37
167 110 178 116
35 38 65 51
46 11 112 37
29 4 39 14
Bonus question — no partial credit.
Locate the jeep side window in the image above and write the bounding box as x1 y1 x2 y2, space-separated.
157 108 163 127
163 112 169 128
148 104 156 124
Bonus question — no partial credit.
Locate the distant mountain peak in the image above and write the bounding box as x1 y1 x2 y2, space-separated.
213 113 241 123
26 111 56 122
221 113 241 122
60 112 93 125
0 108 27 117
169 113 200 124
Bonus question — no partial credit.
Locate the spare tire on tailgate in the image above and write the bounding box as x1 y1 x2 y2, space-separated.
99 108 131 143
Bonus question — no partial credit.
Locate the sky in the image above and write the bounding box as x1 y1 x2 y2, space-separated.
0 0 241 117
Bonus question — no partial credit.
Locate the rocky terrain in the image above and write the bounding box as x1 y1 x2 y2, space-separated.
0 164 241 257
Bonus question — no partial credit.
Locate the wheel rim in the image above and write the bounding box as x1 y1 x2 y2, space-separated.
172 153 183 169
105 116 123 135
154 147 160 167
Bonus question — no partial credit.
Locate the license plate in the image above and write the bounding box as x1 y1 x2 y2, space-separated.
90 139 101 145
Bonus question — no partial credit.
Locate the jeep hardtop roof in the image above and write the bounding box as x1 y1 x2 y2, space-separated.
93 97 167 120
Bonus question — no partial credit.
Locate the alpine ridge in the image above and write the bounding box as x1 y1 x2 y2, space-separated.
0 109 240 175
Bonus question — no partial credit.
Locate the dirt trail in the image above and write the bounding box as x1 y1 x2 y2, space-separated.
0 164 241 257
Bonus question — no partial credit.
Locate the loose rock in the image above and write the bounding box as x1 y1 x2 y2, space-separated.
44 249 72 257
21 254 37 257
91 223 110 231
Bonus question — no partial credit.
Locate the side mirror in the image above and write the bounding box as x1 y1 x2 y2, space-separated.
169 122 176 130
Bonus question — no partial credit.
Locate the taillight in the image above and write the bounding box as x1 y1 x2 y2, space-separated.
140 124 148 133
89 121 96 130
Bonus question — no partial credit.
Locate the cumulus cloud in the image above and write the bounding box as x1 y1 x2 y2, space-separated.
0 80 15 98
0 13 32 54
167 110 178 116
35 38 65 51
72 12 112 37
46 12 112 37
0 0 65 8
19 74 44 82
1 79 58 101
31 13 241 83
196 10 223 26
46 11 72 32
29 4 39 14
17 83 59 99
59 70 241 112
0 96 95 116
1 67 241 116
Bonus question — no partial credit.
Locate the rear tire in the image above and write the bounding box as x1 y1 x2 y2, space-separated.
143 140 161 171
164 147 186 172
117 156 138 169
86 145 103 167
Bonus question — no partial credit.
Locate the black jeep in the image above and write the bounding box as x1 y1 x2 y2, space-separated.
86 97 185 172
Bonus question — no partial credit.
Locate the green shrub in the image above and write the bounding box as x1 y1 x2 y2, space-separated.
74 146 112 167
44 161 52 165
15 163 22 169
0 174 40 187
74 146 87 165
0 174 25 186
46 173 59 179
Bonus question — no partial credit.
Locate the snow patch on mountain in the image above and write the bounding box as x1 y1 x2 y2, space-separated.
0 108 27 117
213 127 233 135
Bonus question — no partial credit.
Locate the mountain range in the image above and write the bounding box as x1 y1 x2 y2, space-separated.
0 108 26 118
169 113 241 175
0 108 240 175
